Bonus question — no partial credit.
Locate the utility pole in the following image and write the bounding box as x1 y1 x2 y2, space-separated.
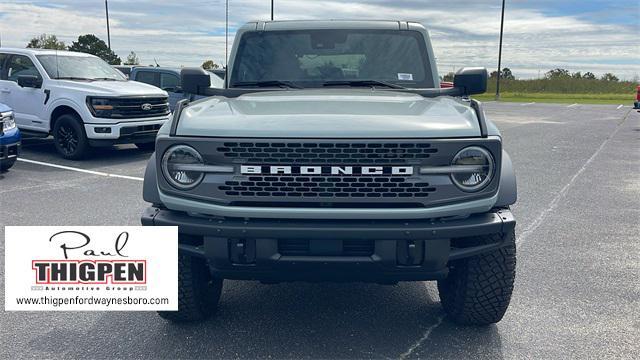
271 0 274 20
105 0 111 49
495 0 506 100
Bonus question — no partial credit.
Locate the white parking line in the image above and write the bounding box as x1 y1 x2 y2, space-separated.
617 104 624 110
17 158 144 182
520 102 536 106
567 103 579 108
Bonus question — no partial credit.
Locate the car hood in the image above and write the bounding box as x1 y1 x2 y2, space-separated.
177 89 480 138
52 79 167 97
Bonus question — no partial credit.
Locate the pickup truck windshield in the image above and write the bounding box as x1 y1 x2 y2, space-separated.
37 55 126 81
230 30 433 89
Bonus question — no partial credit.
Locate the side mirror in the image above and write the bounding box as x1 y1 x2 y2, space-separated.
453 67 487 95
18 75 42 88
181 67 210 96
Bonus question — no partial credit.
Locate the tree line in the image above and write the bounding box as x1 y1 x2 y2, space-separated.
27 33 221 69
442 67 623 83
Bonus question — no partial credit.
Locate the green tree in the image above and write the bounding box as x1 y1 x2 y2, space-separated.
582 72 596 80
442 72 455 82
26 34 66 50
571 71 582 79
600 73 619 82
68 34 121 65
545 68 571 79
201 60 220 70
124 51 140 65
490 68 515 80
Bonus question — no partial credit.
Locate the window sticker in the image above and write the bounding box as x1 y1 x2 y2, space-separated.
397 73 414 81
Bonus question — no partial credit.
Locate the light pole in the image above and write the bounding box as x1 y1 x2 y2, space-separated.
105 0 111 49
271 0 274 20
495 0 506 100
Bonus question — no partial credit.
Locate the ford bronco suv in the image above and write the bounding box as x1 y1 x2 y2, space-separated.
142 20 518 325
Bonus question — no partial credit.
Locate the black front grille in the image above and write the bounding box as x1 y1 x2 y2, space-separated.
94 97 170 119
120 124 162 136
278 239 374 256
217 142 438 164
219 175 436 198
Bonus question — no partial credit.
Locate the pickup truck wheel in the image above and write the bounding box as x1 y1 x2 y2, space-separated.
157 253 223 322
437 229 516 325
135 142 155 151
53 114 90 159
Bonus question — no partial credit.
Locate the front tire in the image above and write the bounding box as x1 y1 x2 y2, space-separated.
53 114 91 159
437 229 516 325
158 253 223 322
0 158 16 172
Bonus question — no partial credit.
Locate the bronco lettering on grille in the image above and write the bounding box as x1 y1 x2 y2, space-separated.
240 165 414 176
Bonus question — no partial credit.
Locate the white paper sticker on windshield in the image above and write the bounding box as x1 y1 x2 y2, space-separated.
398 73 413 81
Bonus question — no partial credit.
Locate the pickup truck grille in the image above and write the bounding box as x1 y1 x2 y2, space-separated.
217 142 438 164
94 97 170 119
219 176 436 199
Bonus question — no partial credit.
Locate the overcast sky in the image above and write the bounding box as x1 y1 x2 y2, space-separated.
1 0 638 79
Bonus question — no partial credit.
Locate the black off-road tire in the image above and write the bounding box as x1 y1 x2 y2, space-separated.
158 253 223 322
437 229 516 325
53 114 91 160
135 142 155 151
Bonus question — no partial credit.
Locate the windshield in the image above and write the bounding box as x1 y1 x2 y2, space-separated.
230 29 433 89
37 55 126 81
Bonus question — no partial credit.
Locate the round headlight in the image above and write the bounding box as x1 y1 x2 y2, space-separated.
161 145 205 190
450 146 494 191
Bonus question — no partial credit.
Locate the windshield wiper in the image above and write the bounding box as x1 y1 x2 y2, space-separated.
233 80 303 89
92 77 120 81
322 80 406 89
54 77 95 81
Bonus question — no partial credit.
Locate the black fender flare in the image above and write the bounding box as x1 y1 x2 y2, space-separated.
495 150 517 207
142 152 162 205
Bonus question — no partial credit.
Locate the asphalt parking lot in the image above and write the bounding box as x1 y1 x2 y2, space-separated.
1 102 638 359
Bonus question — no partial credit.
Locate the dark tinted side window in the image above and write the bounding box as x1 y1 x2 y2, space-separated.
0 53 9 80
7 55 42 82
160 73 180 91
135 71 160 87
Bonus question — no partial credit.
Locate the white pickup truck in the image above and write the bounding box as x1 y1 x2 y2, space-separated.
0 48 170 159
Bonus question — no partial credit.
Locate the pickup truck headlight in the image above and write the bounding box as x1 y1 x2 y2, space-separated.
87 97 114 117
161 145 205 189
1 111 16 131
450 146 494 191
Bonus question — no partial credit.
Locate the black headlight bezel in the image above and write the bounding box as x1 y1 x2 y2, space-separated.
449 146 495 192
161 144 206 190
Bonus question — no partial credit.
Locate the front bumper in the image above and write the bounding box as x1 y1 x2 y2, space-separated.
85 117 168 145
142 207 516 282
0 128 21 162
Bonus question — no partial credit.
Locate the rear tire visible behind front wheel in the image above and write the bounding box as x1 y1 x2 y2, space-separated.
437 229 516 325
158 253 223 322
53 114 91 159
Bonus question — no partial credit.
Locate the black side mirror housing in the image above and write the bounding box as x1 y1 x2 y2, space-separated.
181 67 210 95
18 75 42 88
453 67 487 95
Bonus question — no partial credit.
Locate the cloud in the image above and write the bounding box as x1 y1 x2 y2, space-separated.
0 0 638 79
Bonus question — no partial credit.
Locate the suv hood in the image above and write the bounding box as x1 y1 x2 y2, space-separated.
52 79 167 97
177 89 480 138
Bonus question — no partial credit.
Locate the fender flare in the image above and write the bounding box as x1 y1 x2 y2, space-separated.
142 152 162 204
495 150 517 207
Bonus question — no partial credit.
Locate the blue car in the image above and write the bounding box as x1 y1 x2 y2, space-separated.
129 67 224 111
0 103 20 171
